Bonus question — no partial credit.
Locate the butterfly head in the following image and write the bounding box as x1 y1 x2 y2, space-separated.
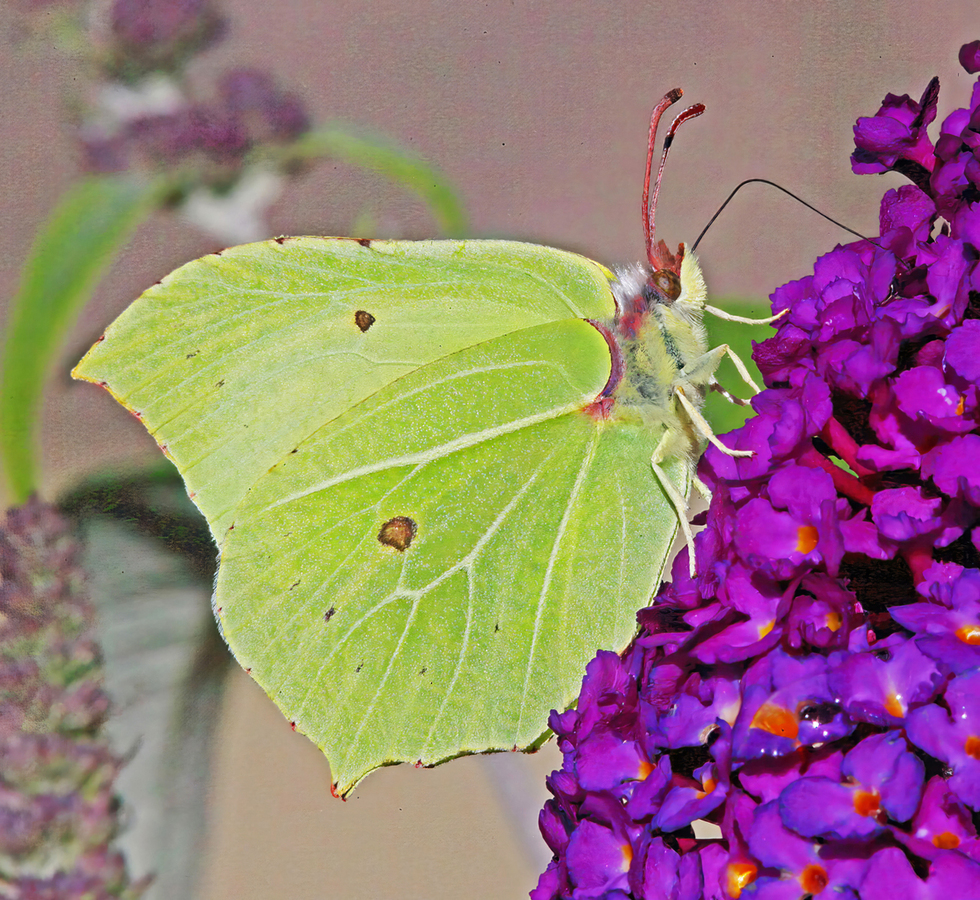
611 246 707 339
608 88 708 335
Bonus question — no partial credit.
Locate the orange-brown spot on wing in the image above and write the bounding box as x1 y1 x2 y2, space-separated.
933 831 961 850
725 862 757 898
637 758 654 780
355 310 376 332
957 624 980 645
796 525 819 554
826 610 842 632
378 516 417 551
957 395 966 415
800 864 829 894
965 735 980 759
750 702 799 739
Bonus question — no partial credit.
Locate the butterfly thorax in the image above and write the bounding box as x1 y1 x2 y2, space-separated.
603 251 709 423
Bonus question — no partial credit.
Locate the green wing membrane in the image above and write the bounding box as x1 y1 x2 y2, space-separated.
74 238 686 794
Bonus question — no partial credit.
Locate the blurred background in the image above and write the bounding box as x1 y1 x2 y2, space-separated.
1 1 976 898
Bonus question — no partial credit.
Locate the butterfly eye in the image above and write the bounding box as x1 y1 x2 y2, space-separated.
649 268 681 302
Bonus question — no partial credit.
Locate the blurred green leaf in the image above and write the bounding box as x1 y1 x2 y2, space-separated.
704 296 776 438
276 125 468 236
0 175 159 502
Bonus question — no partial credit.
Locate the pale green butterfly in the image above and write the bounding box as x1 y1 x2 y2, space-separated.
73 88 774 795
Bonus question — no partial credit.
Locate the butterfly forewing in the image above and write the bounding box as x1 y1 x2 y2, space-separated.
74 238 618 537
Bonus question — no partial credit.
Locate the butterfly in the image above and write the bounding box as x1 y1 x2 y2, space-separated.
73 88 776 795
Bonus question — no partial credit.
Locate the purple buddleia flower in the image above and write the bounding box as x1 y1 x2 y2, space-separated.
0 498 148 898
108 0 227 79
535 43 980 900
65 0 312 242
219 68 311 142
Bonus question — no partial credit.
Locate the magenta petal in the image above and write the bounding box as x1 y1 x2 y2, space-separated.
960 40 980 74
859 848 930 900
565 820 631 896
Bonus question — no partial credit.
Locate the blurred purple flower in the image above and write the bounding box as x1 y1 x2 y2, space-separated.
109 0 227 77
219 68 311 142
0 498 147 898
534 43 980 900
67 1 312 242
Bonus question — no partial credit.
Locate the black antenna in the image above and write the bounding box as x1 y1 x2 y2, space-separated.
691 178 872 252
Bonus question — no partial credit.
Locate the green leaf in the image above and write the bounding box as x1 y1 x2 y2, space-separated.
273 125 468 237
1 175 158 501
73 238 689 794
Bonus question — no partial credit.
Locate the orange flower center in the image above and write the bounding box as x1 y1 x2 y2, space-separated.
884 693 905 717
726 862 758 898
965 735 980 759
853 788 882 817
751 703 799 739
797 525 819 554
933 831 961 850
619 842 633 870
697 774 717 799
956 624 980 645
800 864 829 894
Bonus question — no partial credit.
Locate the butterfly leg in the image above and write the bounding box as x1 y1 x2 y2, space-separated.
711 382 750 406
650 430 699 577
681 343 762 396
717 344 762 395
704 305 788 326
691 470 713 503
674 385 753 459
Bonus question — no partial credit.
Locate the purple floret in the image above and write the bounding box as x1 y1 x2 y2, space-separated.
109 0 226 76
534 41 980 900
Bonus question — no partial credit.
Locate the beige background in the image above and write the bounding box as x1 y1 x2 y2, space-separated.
2 2 975 897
